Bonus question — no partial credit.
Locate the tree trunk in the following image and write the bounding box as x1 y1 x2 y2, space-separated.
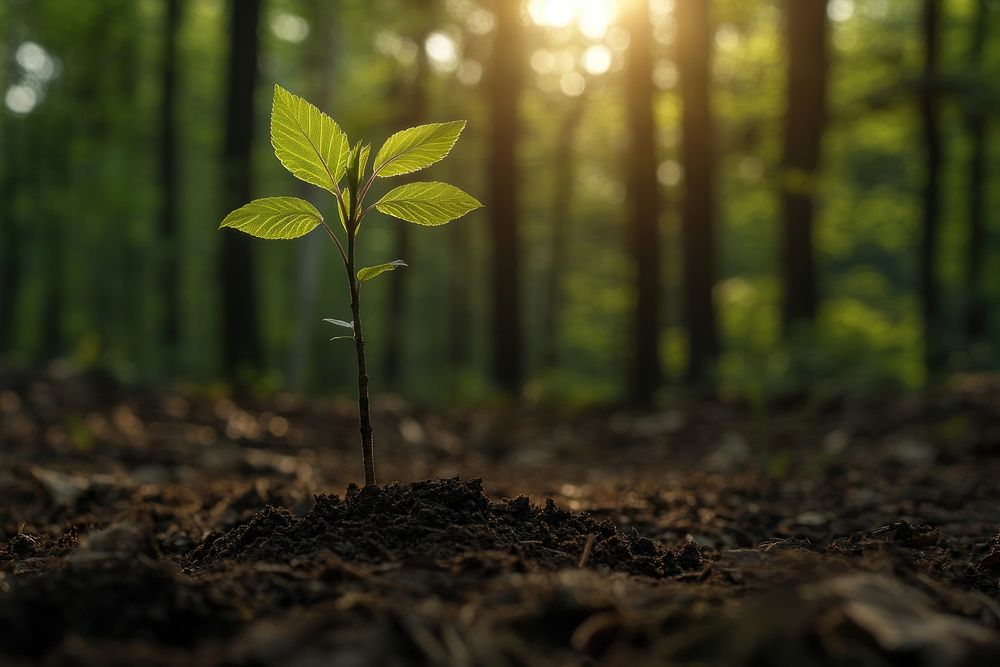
486 0 524 395
0 207 16 355
541 95 587 370
219 0 262 381
39 115 66 361
919 0 944 373
964 0 989 345
159 0 182 373
0 129 19 356
780 0 829 332
623 0 663 405
384 15 430 391
447 223 474 375
676 0 720 388
0 23 16 356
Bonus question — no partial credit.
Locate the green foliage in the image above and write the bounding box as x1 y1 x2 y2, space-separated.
358 260 407 283
221 83 477 267
346 141 371 210
372 121 467 177
375 182 483 226
336 189 352 232
12 1 997 406
220 82 480 486
219 197 323 240
270 84 350 195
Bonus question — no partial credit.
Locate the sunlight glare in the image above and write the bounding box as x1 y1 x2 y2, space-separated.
528 0 618 40
426 32 460 72
578 2 615 39
582 45 612 75
528 0 575 27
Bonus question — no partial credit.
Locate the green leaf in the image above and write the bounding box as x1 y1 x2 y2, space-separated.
372 121 466 178
337 189 351 232
358 143 371 181
220 197 324 239
271 84 350 194
323 318 354 330
345 142 369 221
357 260 407 283
329 336 354 342
374 182 483 226
350 142 371 193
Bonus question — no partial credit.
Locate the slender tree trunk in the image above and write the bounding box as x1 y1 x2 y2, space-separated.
39 117 65 360
964 0 989 345
0 206 16 355
541 95 587 369
384 20 430 391
623 0 663 404
383 210 411 391
159 0 182 373
919 0 944 372
447 223 474 374
41 229 65 359
486 0 524 395
219 0 262 381
676 0 720 387
0 131 19 356
107 0 142 362
0 29 16 356
780 0 829 332
289 0 335 392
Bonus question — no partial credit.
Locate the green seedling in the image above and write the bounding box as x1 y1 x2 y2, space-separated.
220 84 481 487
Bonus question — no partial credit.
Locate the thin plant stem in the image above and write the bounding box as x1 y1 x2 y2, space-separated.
346 220 376 486
320 220 348 266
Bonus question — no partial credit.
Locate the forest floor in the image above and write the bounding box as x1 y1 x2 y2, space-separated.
2 366 1000 666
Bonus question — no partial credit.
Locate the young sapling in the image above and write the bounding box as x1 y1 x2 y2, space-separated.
220 84 481 487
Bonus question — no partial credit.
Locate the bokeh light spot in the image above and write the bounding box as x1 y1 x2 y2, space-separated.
426 32 460 72
270 12 309 43
582 45 612 75
5 84 38 115
559 71 586 96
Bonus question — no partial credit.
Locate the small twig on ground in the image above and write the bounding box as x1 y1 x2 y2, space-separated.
578 533 596 568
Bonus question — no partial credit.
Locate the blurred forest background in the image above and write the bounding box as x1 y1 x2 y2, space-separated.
0 0 997 407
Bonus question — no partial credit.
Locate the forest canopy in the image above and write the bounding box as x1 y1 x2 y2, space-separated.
0 0 997 406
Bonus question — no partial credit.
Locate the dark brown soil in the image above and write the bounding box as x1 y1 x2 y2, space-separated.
187 478 703 579
2 367 1000 666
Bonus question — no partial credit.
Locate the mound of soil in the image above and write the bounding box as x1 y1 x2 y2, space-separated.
188 477 704 579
